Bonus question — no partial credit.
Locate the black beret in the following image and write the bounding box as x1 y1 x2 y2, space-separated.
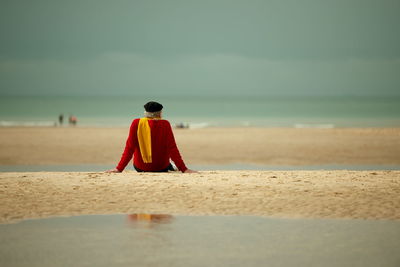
144 101 163 112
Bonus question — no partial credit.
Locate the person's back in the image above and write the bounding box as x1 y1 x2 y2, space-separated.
107 101 196 173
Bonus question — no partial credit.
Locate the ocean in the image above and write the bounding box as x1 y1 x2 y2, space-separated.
0 95 399 128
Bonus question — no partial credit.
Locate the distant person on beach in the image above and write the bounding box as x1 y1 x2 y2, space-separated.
58 114 64 125
107 101 196 173
69 115 77 126
174 122 189 129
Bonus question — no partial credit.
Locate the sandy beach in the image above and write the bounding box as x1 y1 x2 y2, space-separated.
0 127 399 223
0 170 399 223
0 127 399 166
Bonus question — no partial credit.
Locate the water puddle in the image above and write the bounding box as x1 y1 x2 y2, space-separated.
0 214 399 267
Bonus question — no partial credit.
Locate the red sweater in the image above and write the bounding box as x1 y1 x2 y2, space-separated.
116 118 187 172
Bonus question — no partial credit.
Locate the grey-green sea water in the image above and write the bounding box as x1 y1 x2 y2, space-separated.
1 95 399 127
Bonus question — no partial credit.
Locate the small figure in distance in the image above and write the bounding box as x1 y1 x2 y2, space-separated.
106 101 197 174
174 122 189 129
58 113 64 126
69 115 77 126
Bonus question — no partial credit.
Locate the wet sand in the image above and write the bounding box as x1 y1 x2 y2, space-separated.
1 170 399 223
0 127 399 166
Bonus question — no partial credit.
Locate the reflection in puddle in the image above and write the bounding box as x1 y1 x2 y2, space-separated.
0 215 399 267
127 214 173 228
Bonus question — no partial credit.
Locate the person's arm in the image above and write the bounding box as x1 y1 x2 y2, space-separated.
107 120 137 173
166 122 197 173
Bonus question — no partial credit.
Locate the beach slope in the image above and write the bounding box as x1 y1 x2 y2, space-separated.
1 171 399 223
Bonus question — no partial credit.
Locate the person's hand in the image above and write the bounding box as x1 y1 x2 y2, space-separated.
105 168 121 173
183 169 198 173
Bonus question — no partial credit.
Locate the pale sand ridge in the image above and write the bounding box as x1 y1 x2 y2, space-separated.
1 127 399 223
1 171 399 223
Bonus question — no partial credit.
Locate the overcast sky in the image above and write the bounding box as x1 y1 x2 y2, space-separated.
0 0 399 96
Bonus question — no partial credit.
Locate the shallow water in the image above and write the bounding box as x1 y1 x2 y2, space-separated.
1 95 399 127
0 215 399 267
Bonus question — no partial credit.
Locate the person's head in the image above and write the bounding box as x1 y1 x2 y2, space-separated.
144 101 163 118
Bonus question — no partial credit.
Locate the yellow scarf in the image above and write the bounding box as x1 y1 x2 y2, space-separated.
137 118 152 163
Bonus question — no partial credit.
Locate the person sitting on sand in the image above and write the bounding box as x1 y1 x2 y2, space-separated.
107 101 196 173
